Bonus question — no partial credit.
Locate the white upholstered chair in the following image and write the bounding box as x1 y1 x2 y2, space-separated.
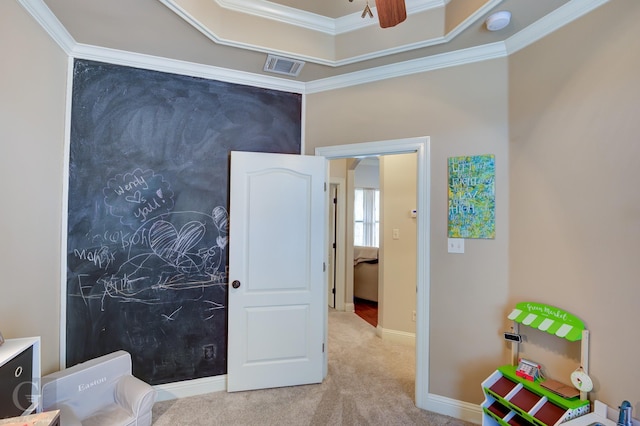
41 350 156 426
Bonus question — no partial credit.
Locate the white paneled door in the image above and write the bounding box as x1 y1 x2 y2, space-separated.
227 151 326 392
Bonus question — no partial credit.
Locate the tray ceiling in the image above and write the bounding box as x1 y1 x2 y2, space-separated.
34 0 598 83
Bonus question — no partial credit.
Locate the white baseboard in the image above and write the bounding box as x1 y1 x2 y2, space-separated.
344 302 355 313
423 393 483 425
376 326 416 346
154 375 227 402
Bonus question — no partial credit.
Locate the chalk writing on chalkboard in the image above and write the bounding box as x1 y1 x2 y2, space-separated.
73 167 230 309
66 58 301 385
69 168 231 384
104 169 175 227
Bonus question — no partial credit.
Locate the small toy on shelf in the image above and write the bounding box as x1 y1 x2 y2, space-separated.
516 358 541 381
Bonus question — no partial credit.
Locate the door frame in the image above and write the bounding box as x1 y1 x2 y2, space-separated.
316 136 430 410
328 178 346 311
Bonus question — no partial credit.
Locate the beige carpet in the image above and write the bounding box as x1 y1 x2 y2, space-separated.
152 310 474 425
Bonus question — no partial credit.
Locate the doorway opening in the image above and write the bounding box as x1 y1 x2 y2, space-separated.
316 137 430 410
351 157 380 328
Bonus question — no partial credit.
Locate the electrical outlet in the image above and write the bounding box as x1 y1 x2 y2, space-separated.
412 310 416 322
447 238 464 253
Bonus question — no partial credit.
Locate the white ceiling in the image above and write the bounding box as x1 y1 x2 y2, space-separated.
30 0 603 84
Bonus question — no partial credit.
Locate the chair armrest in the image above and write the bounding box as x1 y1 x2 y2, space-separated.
114 375 157 416
57 403 83 426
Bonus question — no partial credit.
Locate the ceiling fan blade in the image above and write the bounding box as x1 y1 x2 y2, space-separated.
374 0 407 28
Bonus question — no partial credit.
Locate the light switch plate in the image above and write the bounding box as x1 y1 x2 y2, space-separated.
448 238 464 253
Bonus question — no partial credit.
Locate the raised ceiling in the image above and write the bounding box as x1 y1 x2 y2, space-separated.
31 0 603 84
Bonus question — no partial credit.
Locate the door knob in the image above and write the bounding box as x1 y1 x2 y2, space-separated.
231 280 241 289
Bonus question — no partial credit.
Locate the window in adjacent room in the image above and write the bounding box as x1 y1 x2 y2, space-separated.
354 188 379 247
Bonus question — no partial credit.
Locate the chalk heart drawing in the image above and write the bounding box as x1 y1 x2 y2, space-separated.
104 168 175 228
212 206 228 234
149 220 206 274
125 191 144 204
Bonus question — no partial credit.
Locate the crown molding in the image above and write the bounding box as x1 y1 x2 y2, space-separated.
215 0 336 33
71 43 306 94
157 0 332 67
160 0 498 67
443 0 502 42
335 0 444 33
17 0 304 92
307 0 610 92
17 0 75 55
215 0 445 34
505 0 610 55
18 0 611 95
305 42 507 94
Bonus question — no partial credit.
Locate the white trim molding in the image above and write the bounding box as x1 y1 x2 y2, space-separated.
425 393 483 424
154 375 227 402
58 56 74 369
216 0 445 35
505 0 610 55
316 137 431 414
18 0 611 95
158 0 497 67
17 0 74 55
70 43 305 94
305 42 507 93
376 326 416 346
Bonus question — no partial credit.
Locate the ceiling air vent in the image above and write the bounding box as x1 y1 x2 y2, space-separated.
263 54 305 77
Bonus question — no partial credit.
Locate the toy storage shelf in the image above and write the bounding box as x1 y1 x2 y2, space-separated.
482 302 591 426
482 365 590 426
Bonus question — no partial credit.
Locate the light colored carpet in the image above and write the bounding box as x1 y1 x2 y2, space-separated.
152 310 474 425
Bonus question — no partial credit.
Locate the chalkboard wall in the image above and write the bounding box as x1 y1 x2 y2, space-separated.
66 59 301 385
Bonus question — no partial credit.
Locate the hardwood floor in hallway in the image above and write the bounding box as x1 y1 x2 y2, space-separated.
354 297 378 327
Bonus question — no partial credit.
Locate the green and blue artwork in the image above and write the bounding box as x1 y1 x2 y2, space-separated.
448 154 495 239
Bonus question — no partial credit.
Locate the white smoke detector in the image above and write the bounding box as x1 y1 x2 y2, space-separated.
485 11 511 31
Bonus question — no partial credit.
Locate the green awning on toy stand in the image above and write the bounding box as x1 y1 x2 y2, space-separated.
507 302 585 342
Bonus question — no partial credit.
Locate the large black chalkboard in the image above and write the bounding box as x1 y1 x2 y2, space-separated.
66 59 301 385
